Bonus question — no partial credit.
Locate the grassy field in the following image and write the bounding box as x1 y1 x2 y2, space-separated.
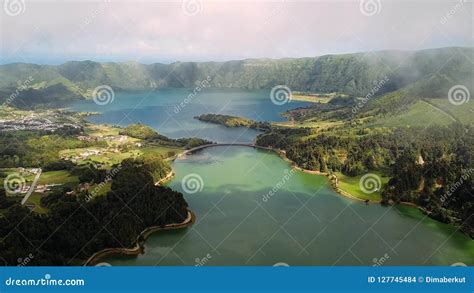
88 150 141 165
26 170 79 213
21 170 111 213
0 169 79 213
335 172 389 201
87 181 112 197
370 100 455 128
427 98 474 124
59 147 140 166
274 119 343 131
0 168 23 181
84 124 142 147
38 170 79 186
141 146 184 158
27 194 48 214
84 124 121 137
291 93 334 103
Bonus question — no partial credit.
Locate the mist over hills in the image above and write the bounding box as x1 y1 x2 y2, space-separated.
0 47 472 110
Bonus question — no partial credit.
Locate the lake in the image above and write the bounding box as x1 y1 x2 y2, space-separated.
71 88 309 143
104 146 473 266
71 89 473 266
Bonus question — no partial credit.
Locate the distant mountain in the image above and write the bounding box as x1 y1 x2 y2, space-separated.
0 47 472 108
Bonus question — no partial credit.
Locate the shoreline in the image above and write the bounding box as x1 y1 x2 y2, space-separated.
83 142 435 266
84 209 195 266
259 146 428 210
155 170 175 186
270 148 381 203
178 143 422 209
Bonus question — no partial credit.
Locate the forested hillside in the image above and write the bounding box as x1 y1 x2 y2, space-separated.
0 47 471 107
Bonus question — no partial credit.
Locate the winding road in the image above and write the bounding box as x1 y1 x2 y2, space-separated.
21 168 42 205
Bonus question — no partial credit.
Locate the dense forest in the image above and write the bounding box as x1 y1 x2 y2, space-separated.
256 124 474 237
0 156 188 265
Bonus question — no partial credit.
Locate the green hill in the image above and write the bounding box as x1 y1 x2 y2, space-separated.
0 47 471 94
0 47 471 111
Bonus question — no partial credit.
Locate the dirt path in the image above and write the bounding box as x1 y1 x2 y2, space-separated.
155 171 174 186
421 99 458 122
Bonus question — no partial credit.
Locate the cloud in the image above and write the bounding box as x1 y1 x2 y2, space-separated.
1 0 472 64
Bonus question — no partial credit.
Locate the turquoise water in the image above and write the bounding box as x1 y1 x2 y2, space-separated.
71 88 309 143
105 147 474 266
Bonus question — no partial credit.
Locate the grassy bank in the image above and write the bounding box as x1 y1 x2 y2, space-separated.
334 172 388 201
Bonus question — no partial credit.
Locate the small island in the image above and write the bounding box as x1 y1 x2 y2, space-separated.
195 114 271 131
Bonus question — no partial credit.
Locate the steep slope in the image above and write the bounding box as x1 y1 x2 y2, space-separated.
0 47 471 107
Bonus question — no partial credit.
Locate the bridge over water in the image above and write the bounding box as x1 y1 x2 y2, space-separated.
179 143 275 157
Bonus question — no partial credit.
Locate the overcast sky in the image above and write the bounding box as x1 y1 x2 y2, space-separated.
0 0 472 64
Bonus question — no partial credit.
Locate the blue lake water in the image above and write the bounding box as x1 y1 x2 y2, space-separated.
70 88 309 143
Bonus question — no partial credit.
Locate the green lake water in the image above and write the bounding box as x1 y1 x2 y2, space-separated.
105 146 473 266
